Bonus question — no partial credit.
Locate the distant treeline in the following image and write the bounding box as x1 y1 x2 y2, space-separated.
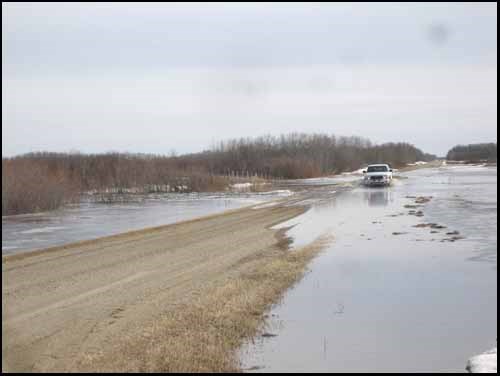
197 134 435 178
446 143 497 162
2 133 435 215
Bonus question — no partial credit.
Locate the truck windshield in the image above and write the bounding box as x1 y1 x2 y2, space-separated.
367 166 388 172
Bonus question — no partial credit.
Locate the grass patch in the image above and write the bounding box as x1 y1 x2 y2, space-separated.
78 234 332 372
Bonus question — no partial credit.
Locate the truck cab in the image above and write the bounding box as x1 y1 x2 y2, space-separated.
362 164 393 186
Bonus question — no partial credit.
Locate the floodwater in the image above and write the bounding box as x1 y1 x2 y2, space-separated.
1 191 294 255
240 165 497 373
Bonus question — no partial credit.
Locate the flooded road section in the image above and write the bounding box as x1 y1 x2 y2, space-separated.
240 165 497 373
1 191 294 255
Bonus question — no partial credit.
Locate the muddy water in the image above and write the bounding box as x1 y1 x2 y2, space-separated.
1 191 291 255
240 165 497 373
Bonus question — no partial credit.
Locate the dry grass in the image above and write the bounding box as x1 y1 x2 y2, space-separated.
77 233 333 372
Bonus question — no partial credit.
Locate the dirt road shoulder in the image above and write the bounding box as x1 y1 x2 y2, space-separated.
2 203 331 372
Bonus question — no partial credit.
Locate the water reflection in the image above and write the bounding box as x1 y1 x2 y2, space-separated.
363 187 393 207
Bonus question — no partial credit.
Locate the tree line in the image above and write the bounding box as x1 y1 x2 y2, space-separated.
2 133 435 215
196 134 435 179
446 143 497 162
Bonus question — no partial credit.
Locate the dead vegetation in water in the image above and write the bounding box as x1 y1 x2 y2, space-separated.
405 196 469 243
77 234 333 373
412 223 447 229
408 210 424 217
415 196 433 204
441 235 465 242
412 223 465 242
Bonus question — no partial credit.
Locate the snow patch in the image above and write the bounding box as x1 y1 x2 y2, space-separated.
252 202 279 210
467 347 497 373
2 246 18 251
19 226 66 235
299 177 340 185
230 183 253 190
257 190 293 197
345 168 366 175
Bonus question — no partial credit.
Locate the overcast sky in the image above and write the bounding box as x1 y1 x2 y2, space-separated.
2 2 497 157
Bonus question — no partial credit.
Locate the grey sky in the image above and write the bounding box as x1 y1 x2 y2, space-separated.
2 2 497 157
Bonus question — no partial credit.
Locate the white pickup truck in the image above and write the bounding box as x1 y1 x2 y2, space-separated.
362 164 393 186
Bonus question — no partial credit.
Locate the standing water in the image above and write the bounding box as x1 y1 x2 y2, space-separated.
240 165 497 373
2 191 292 255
